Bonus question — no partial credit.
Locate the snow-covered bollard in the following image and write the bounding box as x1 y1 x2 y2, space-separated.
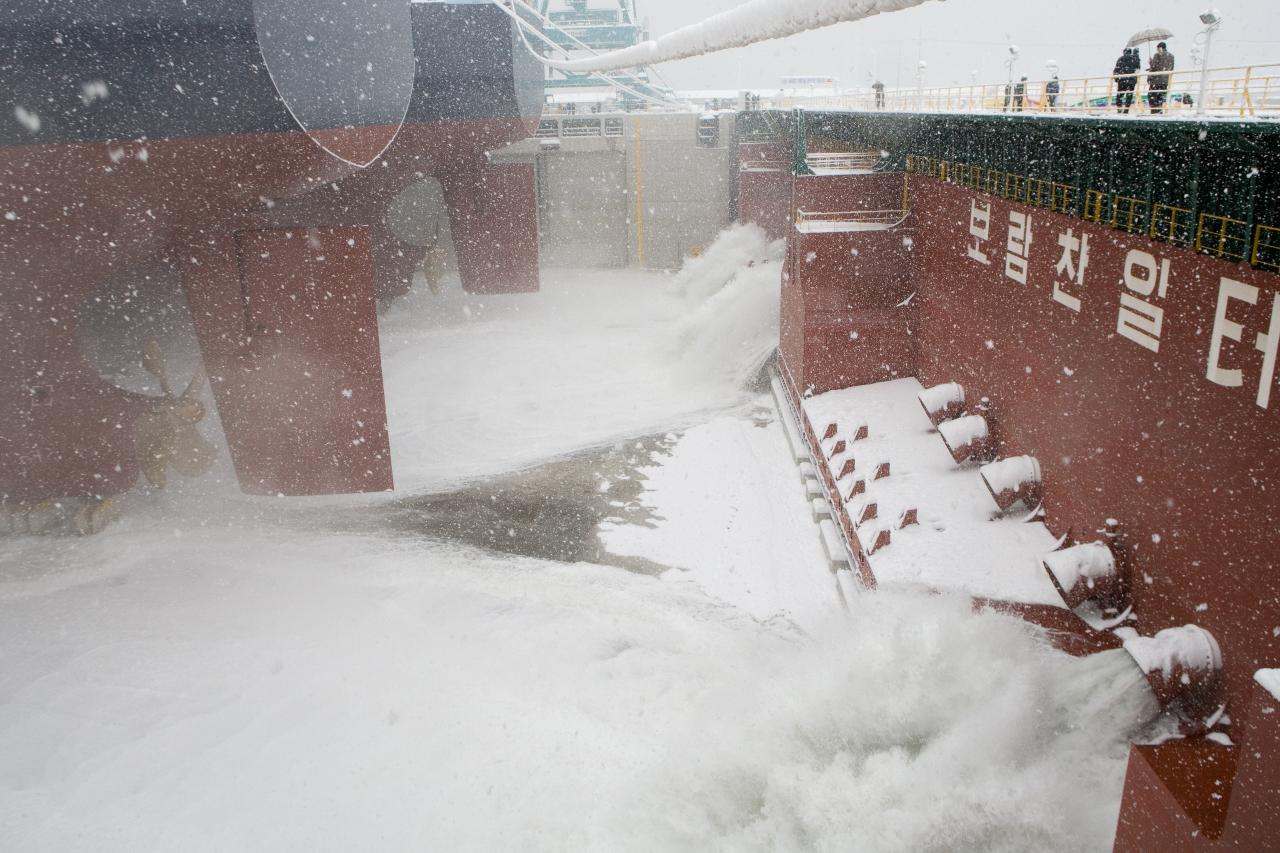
858 522 892 555
834 457 857 480
1123 625 1225 726
855 501 878 526
918 382 965 426
897 507 918 529
980 455 1042 512
1042 541 1125 610
938 415 992 464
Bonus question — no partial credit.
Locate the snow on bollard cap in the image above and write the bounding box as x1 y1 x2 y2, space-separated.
918 382 966 425
1123 625 1225 724
938 415 990 463
980 455 1042 512
1042 541 1124 610
1256 669 1280 702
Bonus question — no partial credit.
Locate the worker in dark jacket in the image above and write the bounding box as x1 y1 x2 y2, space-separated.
1114 48 1140 113
1148 42 1175 114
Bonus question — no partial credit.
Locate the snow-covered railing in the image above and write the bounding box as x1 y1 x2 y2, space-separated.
795 209 908 234
509 0 941 74
739 159 788 172
763 63 1280 118
805 151 885 173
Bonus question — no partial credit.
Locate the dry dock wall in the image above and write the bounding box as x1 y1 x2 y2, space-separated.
529 113 736 270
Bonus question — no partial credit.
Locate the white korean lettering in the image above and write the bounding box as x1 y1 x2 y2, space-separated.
1052 229 1089 312
1116 294 1164 352
1122 250 1171 298
1253 294 1280 408
966 200 992 265
1117 249 1173 352
1206 277 1258 388
1004 211 1033 284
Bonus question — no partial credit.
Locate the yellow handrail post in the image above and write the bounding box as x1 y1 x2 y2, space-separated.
633 120 645 268
1240 65 1254 118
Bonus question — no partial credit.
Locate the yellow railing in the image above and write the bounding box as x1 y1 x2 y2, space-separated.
1112 196 1149 235
1049 183 1077 214
1025 176 1051 209
1151 204 1193 247
1196 213 1252 261
905 154 1277 271
1084 189 1110 223
767 64 1280 118
1254 225 1280 272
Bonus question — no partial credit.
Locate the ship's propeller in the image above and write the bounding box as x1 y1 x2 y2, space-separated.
135 340 218 489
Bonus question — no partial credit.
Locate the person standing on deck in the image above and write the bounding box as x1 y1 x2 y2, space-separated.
1148 42 1175 114
1113 48 1140 113
1046 75 1060 111
873 79 885 109
1013 76 1027 111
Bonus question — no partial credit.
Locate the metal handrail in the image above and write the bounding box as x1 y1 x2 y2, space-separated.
740 160 787 171
796 209 907 224
761 63 1280 117
906 154 1278 270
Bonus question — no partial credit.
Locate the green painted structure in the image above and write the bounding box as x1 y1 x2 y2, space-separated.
536 0 673 107
739 109 1280 270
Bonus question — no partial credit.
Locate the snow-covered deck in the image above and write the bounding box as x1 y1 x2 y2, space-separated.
801 378 1066 607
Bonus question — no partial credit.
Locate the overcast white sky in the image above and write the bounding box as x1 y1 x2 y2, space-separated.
625 0 1280 91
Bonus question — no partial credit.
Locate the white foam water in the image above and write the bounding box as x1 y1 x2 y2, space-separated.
669 223 785 390
581 598 1162 853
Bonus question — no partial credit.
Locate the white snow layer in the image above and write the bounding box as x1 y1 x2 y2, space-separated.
804 379 1065 605
1256 669 1280 702
938 414 988 451
539 0 940 73
381 228 781 493
599 404 839 628
917 381 964 417
1043 542 1118 594
1 229 1144 851
1123 625 1223 680
0 533 1141 853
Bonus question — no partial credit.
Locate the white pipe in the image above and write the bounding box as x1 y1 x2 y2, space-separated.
518 0 942 74
1196 23 1218 117
495 2 681 109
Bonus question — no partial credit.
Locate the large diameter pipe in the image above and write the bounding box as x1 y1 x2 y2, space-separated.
533 0 943 73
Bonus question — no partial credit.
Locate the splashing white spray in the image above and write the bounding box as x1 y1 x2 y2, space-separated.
668 224 785 389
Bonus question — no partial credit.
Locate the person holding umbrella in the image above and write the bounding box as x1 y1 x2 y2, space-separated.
1148 41 1175 114
1124 26 1175 112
